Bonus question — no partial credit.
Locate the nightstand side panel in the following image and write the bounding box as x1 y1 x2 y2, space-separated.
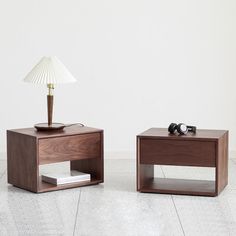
137 137 154 191
7 131 38 192
216 131 228 194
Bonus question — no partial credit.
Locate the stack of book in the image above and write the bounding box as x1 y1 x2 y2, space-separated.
42 170 91 185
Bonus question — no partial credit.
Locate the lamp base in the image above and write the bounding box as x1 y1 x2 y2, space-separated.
34 123 66 132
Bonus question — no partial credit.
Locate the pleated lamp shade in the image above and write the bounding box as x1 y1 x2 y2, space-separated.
24 56 77 84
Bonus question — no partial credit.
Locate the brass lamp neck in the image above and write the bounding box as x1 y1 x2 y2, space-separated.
47 83 54 96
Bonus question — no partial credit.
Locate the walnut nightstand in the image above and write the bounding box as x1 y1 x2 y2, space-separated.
137 128 228 196
7 125 104 193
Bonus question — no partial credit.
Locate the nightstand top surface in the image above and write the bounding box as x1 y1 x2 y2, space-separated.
8 125 103 139
138 128 228 140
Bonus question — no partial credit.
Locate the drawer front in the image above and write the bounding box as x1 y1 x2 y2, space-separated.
39 133 101 164
139 139 216 167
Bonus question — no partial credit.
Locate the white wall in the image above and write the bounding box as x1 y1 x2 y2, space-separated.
0 0 236 156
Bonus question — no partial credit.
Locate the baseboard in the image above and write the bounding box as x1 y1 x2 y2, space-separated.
230 150 236 159
0 152 6 160
105 151 135 159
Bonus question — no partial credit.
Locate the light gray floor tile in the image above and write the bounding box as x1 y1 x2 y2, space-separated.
161 165 215 180
161 159 236 190
231 158 236 164
0 160 7 178
228 160 236 190
166 156 236 236
0 172 80 236
0 152 6 159
1 159 236 236
75 171 184 236
154 165 166 178
173 190 236 236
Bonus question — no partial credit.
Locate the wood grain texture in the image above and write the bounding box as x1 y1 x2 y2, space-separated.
137 128 228 196
7 126 104 193
138 128 228 141
9 126 102 139
137 137 154 191
7 131 38 192
140 139 216 167
216 131 229 194
39 133 101 164
140 178 216 197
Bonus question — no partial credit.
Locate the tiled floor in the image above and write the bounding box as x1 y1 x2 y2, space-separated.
1 159 236 236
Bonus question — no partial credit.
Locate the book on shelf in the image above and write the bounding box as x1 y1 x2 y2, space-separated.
41 170 91 185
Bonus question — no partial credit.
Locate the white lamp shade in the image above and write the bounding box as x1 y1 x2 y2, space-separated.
23 56 77 84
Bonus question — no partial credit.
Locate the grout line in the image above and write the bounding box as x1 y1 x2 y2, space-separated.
0 170 6 180
160 165 165 178
73 190 82 236
171 195 186 236
160 166 186 236
231 159 236 165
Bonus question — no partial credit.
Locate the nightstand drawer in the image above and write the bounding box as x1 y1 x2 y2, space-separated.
39 133 101 164
139 139 216 167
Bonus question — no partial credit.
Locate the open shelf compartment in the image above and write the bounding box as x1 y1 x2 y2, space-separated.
38 176 102 193
140 177 216 196
38 157 103 193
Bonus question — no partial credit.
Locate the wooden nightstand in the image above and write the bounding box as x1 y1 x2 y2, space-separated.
7 125 103 193
137 128 228 196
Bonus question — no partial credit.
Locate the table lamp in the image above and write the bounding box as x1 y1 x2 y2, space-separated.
23 56 77 131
